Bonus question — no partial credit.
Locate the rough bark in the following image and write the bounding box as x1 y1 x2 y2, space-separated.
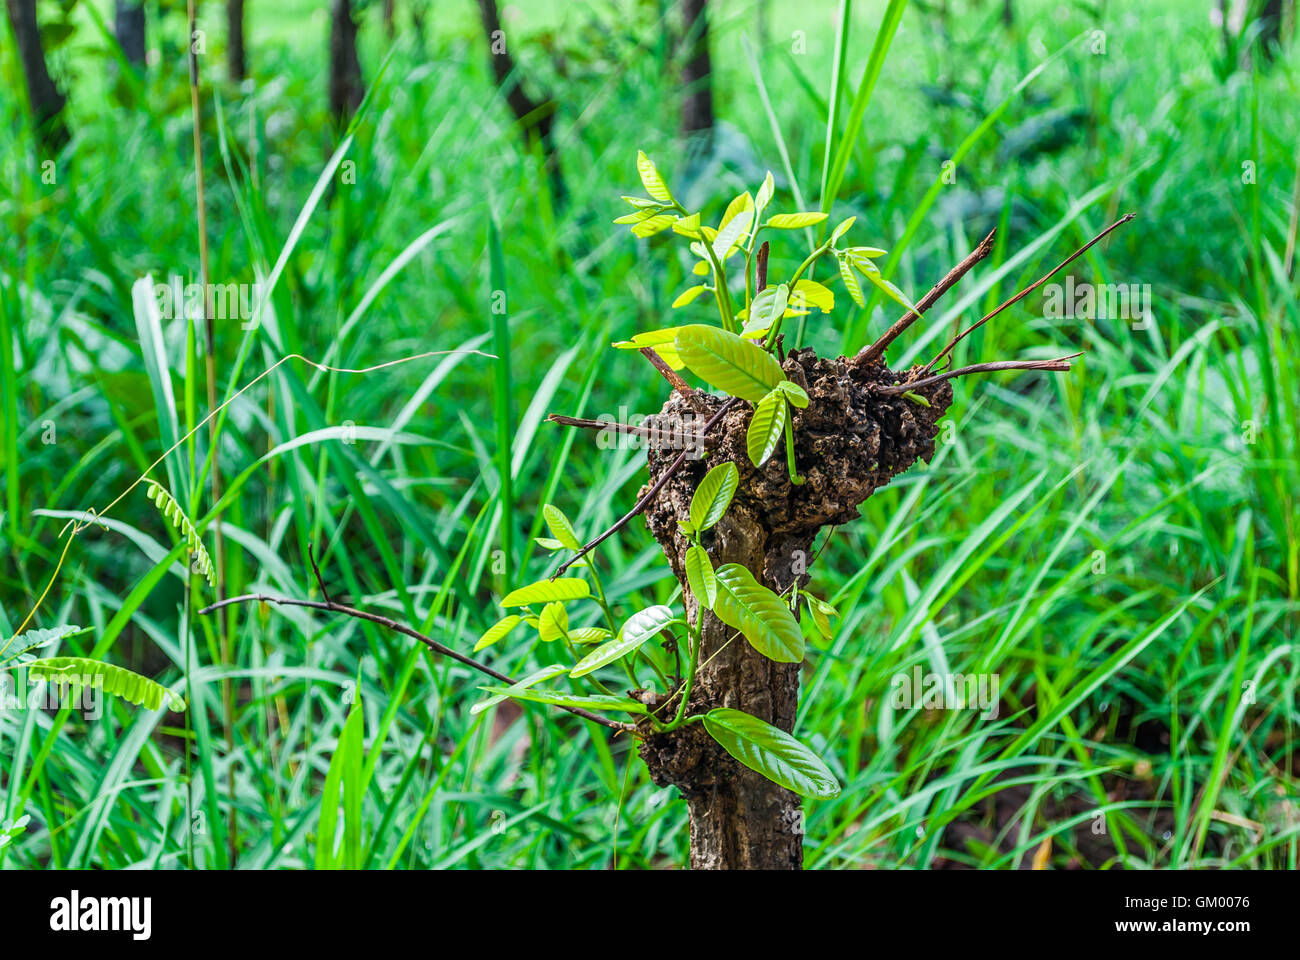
329 0 365 124
679 0 713 148
638 349 952 868
5 0 70 152
115 0 146 66
476 0 565 204
228 0 246 81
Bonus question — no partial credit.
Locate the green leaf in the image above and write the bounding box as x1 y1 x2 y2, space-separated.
712 564 804 663
711 207 753 261
766 212 828 229
613 328 689 369
542 504 582 551
852 255 920 314
637 151 674 204
470 665 569 715
830 216 856 243
477 686 647 714
0 624 80 664
746 389 788 467
675 325 786 404
612 326 681 349
838 255 865 307
703 708 840 798
807 594 838 640
672 285 708 308
473 614 524 652
846 245 888 259
537 602 570 642
689 461 740 532
571 605 678 677
743 283 789 337
316 694 365 869
535 537 565 550
568 626 613 644
26 657 185 712
631 214 676 238
501 578 591 607
685 544 718 609
613 209 660 225
776 380 810 408
145 482 214 587
719 191 754 230
755 171 775 210
789 279 834 313
671 212 702 237
622 195 665 208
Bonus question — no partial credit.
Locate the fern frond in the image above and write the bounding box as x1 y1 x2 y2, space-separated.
26 657 186 712
0 624 81 664
145 481 214 587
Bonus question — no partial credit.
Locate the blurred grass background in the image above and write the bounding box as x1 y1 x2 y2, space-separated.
1 0 1297 868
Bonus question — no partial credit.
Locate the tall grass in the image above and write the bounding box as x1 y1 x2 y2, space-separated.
0 0 1296 868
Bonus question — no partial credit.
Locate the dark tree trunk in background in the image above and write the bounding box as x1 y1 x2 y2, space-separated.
384 0 396 40
412 1 427 48
115 0 146 66
638 353 952 868
679 0 713 148
228 0 246 81
476 0 565 204
329 0 365 124
1258 0 1286 59
5 0 70 152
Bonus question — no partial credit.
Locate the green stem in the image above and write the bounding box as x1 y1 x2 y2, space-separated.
662 607 703 731
703 242 737 333
587 559 639 689
765 243 832 349
564 635 616 696
783 408 804 485
743 224 765 308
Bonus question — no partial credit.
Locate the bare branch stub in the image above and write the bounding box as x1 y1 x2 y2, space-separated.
871 353 1082 395
549 397 738 578
853 228 997 369
639 347 707 412
547 413 657 438
925 214 1136 373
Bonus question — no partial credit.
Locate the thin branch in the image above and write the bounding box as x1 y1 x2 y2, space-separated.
639 347 707 412
551 398 738 578
756 240 770 292
871 353 1082 395
925 214 1136 373
307 542 332 605
854 229 997 367
547 414 656 438
196 593 636 732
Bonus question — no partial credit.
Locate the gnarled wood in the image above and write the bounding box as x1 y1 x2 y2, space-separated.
639 349 952 868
